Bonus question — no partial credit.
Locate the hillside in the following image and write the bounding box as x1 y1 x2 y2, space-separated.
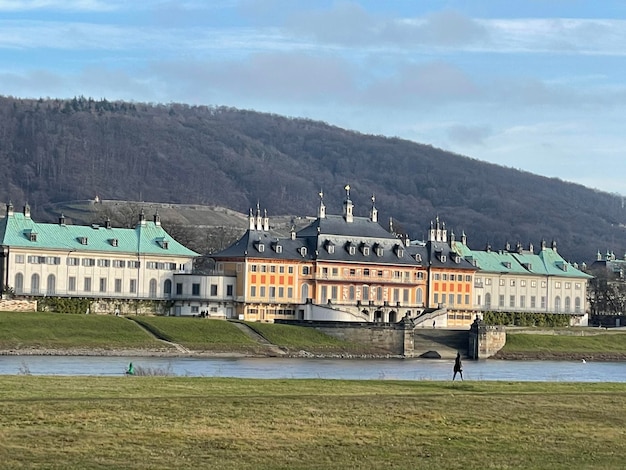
0 95 624 262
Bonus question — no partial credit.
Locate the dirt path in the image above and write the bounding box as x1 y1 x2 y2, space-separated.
229 321 288 356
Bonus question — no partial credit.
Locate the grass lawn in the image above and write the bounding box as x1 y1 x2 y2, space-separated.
133 316 261 351
502 329 626 354
0 377 625 469
0 311 162 350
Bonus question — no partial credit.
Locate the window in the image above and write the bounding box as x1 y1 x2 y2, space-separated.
509 295 515 308
31 273 40 294
485 278 492 286
434 273 441 280
362 285 369 301
350 268 356 276
450 274 456 281
499 279 505 286
149 279 157 297
530 296 536 308
541 296 546 309
403 289 409 302
555 282 562 289
417 272 424 280
176 283 183 295
331 286 338 300
260 265 267 273
457 294 462 305
465 275 471 282
575 283 581 290
47 274 56 295
260 286 266 297
100 278 107 293
565 282 571 289
250 265 258 272
520 280 526 287
84 277 92 292
164 279 172 295
130 279 137 294
269 287 276 298
115 279 122 293
434 293 439 304
270 265 276 273
288 266 293 274
448 294 454 305
320 286 327 303
485 293 491 308
499 295 505 307
348 245 356 255
510 280 516 287
300 247 308 257
15 254 24 264
441 255 447 263
147 261 157 269
226 285 233 296
531 280 537 288
113 260 125 268
555 296 561 312
97 259 110 268
287 287 293 298
302 266 310 275
541 281 547 288
251 286 257 297
520 296 526 308
278 287 284 297
128 261 140 269
210 284 218 296
363 247 370 256
465 294 470 305
442 274 448 281
82 258 96 267
332 268 338 277
191 283 200 296
393 289 399 302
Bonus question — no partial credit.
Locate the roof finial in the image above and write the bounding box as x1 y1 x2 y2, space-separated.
344 184 350 199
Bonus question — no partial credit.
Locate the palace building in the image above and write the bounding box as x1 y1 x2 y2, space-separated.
0 203 198 312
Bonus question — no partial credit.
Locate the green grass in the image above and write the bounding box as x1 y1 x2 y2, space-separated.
0 311 162 350
133 316 260 351
503 330 626 354
0 377 625 469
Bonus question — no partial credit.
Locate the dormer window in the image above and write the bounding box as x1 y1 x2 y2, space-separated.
29 232 37 242
454 255 460 263
440 255 447 263
415 253 422 263
325 240 335 254
363 246 370 256
394 245 404 258
503 261 512 269
255 242 265 253
157 237 169 249
375 245 384 257
346 242 356 255
78 236 88 245
274 243 282 254
300 246 308 257
110 238 119 247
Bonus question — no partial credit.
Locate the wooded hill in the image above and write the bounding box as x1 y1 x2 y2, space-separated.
0 95 623 263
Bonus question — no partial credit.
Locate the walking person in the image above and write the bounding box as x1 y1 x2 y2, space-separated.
453 352 463 381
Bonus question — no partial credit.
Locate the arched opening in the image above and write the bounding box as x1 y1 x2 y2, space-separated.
362 285 369 301
301 284 309 303
485 293 491 309
388 310 397 323
149 278 157 297
374 309 383 322
575 297 581 313
164 279 172 296
564 296 571 313
416 287 423 305
31 273 40 295
14 273 23 294
46 274 56 295
555 296 561 313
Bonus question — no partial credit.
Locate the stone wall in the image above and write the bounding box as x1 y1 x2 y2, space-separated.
277 320 410 355
469 319 506 359
0 299 37 312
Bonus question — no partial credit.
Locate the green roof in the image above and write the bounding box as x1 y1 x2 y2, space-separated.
453 241 591 279
0 212 199 257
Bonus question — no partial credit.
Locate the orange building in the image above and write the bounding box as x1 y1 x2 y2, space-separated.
213 189 427 322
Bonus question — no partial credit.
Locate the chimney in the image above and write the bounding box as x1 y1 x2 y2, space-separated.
59 213 66 225
153 210 161 226
23 203 31 218
6 201 13 217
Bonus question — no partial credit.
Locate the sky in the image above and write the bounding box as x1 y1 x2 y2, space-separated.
1 0 626 194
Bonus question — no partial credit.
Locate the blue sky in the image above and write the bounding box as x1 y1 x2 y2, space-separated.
2 0 626 194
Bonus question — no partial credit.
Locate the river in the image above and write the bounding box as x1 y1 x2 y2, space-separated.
1 355 625 381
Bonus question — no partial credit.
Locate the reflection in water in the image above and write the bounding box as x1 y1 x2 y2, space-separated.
1 355 625 382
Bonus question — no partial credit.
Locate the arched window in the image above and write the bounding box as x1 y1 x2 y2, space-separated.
362 285 369 301
555 296 561 313
575 297 581 313
301 284 309 302
485 293 491 308
14 273 23 294
164 279 172 296
416 288 423 305
564 296 571 313
149 278 157 297
31 273 40 295
47 274 56 295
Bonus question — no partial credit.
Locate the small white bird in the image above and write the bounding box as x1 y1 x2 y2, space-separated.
581 359 586 364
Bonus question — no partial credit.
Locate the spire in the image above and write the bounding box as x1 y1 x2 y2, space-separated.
255 202 262 230
23 203 31 218
249 208 255 230
138 208 146 225
263 208 269 231
153 210 161 226
343 184 353 223
389 217 394 234
370 194 378 223
318 189 326 219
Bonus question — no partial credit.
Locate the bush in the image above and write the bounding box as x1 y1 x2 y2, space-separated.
483 311 571 327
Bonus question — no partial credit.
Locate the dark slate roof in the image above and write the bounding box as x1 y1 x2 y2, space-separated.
297 215 395 239
212 229 316 261
406 240 475 270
